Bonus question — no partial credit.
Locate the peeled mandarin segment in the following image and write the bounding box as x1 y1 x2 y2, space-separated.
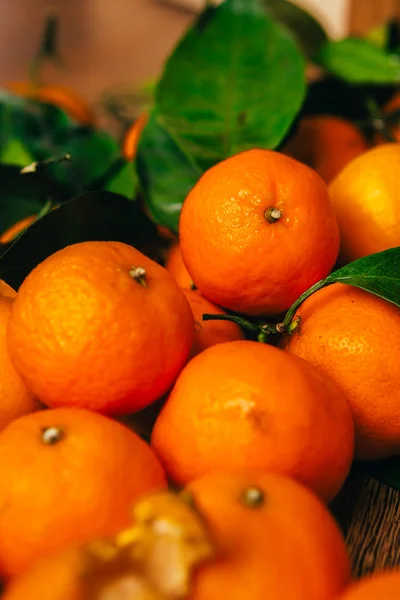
280 283 400 460
179 149 340 316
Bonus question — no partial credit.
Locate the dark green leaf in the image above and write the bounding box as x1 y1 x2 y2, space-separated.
136 112 202 232
263 0 327 58
325 247 400 308
0 191 159 290
0 163 67 233
49 129 121 194
156 0 306 170
316 38 400 85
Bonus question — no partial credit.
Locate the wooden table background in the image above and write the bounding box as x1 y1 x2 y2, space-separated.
0 0 399 579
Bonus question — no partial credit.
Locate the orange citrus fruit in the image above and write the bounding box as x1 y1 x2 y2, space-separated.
0 407 166 578
282 115 368 183
183 289 245 359
152 340 354 502
7 241 194 414
337 571 400 599
281 283 400 460
0 214 36 244
2 472 351 600
329 142 400 262
122 112 149 161
187 471 351 600
0 296 40 430
165 243 193 289
0 280 16 299
7 81 94 125
179 149 340 316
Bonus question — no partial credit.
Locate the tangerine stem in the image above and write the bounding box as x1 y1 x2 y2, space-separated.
278 279 327 333
202 313 259 333
264 207 282 223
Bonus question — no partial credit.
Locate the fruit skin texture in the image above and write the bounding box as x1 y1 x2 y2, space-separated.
329 143 400 263
183 289 245 359
0 280 16 299
152 340 354 502
2 472 351 600
7 82 94 125
282 116 368 183
179 148 340 316
0 215 36 244
0 297 40 430
281 283 400 460
188 471 351 600
337 571 400 599
0 407 166 578
165 243 193 289
7 241 194 414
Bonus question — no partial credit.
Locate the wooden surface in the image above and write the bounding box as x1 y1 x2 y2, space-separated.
333 469 400 577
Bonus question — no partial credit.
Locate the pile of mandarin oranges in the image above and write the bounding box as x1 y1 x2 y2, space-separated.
0 88 400 599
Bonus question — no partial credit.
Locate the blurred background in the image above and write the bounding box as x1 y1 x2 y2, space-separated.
0 0 398 112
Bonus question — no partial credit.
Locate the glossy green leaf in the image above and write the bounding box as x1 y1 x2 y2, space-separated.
263 0 327 58
136 112 202 232
325 247 400 308
316 38 400 85
0 163 67 233
156 0 306 170
0 191 159 290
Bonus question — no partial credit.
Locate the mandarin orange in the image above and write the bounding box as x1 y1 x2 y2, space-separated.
179 149 340 316
152 340 354 502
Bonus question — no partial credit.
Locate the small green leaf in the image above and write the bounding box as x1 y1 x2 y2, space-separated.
156 0 306 170
325 247 400 308
136 112 202 232
263 0 327 58
0 191 159 290
0 139 34 167
316 38 400 85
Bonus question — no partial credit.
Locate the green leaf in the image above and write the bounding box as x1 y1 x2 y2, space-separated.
136 112 202 232
156 0 306 170
263 0 327 58
49 129 121 193
0 191 159 290
0 138 34 167
316 38 400 85
104 160 138 199
0 163 67 234
325 247 400 308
